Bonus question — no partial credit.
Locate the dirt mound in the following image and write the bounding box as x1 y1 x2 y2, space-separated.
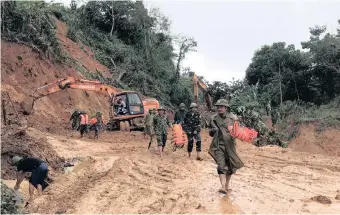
311 195 332 204
1 126 64 179
1 40 110 133
289 123 340 156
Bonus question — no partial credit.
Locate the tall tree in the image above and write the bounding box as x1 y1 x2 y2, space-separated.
175 36 197 81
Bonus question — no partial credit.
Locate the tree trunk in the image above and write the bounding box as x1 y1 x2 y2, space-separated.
175 47 184 80
279 62 283 105
144 27 149 60
109 2 114 36
294 79 300 100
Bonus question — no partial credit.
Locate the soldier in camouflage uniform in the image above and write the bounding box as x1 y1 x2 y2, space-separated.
174 103 187 124
153 106 172 157
183 103 202 160
70 109 80 130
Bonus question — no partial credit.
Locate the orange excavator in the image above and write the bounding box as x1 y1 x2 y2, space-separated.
192 73 214 128
31 76 160 131
192 73 212 111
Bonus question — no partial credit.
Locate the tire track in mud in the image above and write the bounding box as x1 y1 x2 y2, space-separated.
25 130 340 214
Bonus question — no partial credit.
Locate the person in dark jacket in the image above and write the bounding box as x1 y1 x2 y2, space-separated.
12 156 48 202
183 103 202 160
174 103 187 124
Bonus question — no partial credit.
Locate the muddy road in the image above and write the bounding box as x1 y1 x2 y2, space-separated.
6 128 340 214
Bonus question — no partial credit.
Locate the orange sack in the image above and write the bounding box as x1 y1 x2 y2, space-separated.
227 121 258 142
172 124 187 147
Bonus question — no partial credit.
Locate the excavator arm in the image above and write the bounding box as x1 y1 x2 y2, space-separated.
193 73 212 110
33 76 121 100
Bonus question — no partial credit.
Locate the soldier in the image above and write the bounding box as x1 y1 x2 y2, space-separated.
69 109 80 130
174 103 187 124
208 99 244 194
79 111 89 138
89 112 104 139
153 107 172 157
144 108 156 149
183 103 202 160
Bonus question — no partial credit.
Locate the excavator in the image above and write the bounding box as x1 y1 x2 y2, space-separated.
192 73 212 111
192 73 214 127
29 76 160 131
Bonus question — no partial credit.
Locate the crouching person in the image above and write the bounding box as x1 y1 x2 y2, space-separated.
12 156 48 202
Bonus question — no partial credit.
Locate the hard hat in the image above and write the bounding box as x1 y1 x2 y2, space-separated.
179 103 186 108
158 106 165 111
190 103 198 108
12 156 23 165
214 99 230 107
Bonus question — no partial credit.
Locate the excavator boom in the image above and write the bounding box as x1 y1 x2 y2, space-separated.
33 77 120 99
193 73 212 110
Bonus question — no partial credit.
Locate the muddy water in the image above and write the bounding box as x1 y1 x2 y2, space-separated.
11 128 340 214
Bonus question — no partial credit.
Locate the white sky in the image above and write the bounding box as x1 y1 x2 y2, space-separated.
54 0 340 83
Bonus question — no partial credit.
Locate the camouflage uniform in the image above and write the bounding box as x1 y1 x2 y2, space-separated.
70 110 80 130
183 110 202 153
153 111 172 147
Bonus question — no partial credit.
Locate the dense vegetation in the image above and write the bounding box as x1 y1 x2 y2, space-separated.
1 1 339 128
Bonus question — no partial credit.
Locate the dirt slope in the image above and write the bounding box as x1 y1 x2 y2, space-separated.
2 128 335 214
289 124 340 157
0 16 117 132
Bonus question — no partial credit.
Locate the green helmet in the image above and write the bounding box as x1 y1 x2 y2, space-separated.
12 156 22 165
214 99 230 107
190 103 198 108
179 103 186 108
158 106 165 111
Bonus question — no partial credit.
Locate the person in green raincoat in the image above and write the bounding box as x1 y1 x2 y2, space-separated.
208 99 244 194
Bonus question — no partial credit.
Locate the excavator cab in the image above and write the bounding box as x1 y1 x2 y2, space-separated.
112 92 144 116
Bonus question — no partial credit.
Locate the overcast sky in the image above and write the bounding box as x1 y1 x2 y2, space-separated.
55 0 340 83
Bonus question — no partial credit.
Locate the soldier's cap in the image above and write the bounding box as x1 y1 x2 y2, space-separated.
190 103 198 108
12 156 23 166
179 103 186 108
214 99 230 107
157 106 165 111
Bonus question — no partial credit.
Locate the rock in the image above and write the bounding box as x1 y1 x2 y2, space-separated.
196 203 202 209
1 181 23 214
311 195 332 204
289 199 295 202
20 97 34 115
335 194 340 200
